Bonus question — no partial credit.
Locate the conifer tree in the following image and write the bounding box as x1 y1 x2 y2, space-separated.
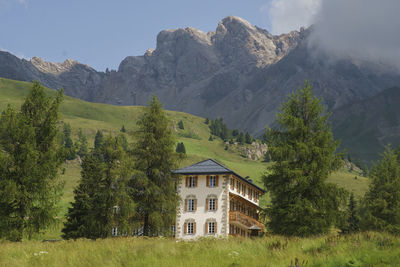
178 120 184 130
131 95 180 236
208 135 213 141
76 128 88 158
237 132 245 144
121 125 126 133
0 81 64 241
205 117 209 124
245 132 252 144
62 123 76 160
62 136 136 239
263 81 347 236
176 142 186 154
361 146 400 234
94 130 104 151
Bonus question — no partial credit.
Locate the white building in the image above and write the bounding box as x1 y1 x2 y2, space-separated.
174 159 265 239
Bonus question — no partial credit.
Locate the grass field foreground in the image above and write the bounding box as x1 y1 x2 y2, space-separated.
1 232 399 267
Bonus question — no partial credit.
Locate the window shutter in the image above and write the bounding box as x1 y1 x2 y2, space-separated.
215 199 218 211
206 198 209 211
206 176 210 187
195 176 198 187
184 223 187 234
193 222 196 234
185 199 188 212
216 175 219 186
194 199 197 211
205 222 208 234
185 177 188 187
215 222 217 234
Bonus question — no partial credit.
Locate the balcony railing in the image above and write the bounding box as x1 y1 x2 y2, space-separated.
229 211 264 230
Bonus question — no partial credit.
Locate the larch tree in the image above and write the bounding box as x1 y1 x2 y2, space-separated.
361 146 400 234
0 81 64 241
131 95 180 236
263 81 347 236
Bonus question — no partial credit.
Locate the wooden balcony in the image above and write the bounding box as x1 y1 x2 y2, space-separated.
229 211 264 231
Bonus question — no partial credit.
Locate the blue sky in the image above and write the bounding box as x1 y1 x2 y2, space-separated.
0 0 319 71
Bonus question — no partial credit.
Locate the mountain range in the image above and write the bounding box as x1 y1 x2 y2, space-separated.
1 16 400 163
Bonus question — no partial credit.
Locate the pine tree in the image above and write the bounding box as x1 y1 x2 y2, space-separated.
178 120 184 130
0 81 64 241
121 125 126 133
205 117 209 125
76 128 88 158
176 142 186 154
263 81 347 236
62 135 136 239
245 132 252 144
208 135 213 141
361 146 400 234
347 193 360 233
131 95 180 236
94 130 104 151
237 132 245 144
62 123 76 160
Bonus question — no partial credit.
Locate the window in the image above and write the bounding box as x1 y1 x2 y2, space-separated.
187 222 194 234
209 176 216 187
188 176 196 187
171 225 176 236
242 184 246 196
208 222 215 234
209 198 216 211
112 227 118 237
113 205 120 215
188 199 195 211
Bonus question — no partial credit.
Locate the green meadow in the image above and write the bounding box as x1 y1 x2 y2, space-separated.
1 232 399 267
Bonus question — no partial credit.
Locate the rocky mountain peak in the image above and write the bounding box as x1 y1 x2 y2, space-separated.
30 57 81 74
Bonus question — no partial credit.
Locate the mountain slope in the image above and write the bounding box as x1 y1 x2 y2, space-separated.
332 86 400 163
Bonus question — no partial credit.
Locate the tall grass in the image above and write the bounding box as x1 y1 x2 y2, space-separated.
1 232 399 266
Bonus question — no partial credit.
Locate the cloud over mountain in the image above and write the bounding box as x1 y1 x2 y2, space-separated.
309 0 400 69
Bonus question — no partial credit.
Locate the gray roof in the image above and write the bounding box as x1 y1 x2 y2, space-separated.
174 159 231 174
174 159 265 193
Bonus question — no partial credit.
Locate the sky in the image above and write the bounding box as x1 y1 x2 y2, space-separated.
0 0 319 71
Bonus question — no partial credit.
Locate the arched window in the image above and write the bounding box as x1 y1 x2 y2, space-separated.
206 194 218 211
185 195 197 212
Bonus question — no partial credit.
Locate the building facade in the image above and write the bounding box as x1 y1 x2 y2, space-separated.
174 159 265 239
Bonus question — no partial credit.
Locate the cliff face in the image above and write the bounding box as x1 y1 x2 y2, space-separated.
1 16 400 141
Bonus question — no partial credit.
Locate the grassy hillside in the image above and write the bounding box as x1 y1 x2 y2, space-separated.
0 78 371 239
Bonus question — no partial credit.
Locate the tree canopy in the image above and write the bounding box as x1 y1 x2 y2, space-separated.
0 81 64 241
263 81 347 236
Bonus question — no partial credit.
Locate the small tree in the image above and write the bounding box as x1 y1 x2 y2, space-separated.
131 95 180 236
178 120 184 130
0 81 64 241
263 81 347 236
245 132 252 144
61 123 76 160
94 130 104 151
205 117 209 124
361 146 400 234
232 129 239 137
76 128 88 158
208 135 213 141
121 125 126 133
237 132 245 144
340 193 360 234
176 142 186 154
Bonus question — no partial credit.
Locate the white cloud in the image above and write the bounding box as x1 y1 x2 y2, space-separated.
309 0 400 69
263 0 321 35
